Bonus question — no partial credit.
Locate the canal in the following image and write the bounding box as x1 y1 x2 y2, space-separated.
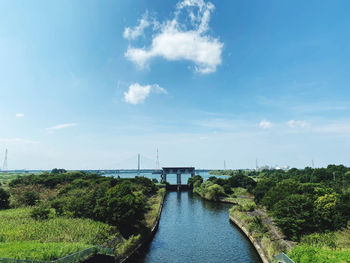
136 190 262 263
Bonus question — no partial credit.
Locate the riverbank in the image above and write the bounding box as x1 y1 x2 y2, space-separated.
118 187 166 263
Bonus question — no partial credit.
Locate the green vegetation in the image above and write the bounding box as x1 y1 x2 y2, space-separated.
0 242 91 260
0 207 115 245
191 173 256 201
198 165 350 262
253 165 350 241
0 169 164 261
0 188 10 209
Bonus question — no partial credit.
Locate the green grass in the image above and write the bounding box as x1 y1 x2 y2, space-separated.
288 225 350 263
144 188 166 228
0 241 91 260
0 173 22 185
287 245 350 263
0 207 117 245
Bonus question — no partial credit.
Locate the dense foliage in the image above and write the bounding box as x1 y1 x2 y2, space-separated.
253 165 350 241
0 188 10 209
8 171 159 237
192 174 256 201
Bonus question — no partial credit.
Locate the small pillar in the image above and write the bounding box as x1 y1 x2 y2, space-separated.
177 173 181 185
161 173 167 183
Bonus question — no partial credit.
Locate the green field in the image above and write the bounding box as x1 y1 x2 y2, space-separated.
0 242 91 260
0 207 116 260
288 245 350 263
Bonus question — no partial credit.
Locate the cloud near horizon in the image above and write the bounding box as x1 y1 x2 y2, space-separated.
287 120 309 129
124 83 167 104
46 123 77 131
124 0 223 74
259 119 272 129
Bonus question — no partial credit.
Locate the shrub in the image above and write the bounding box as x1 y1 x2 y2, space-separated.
30 205 52 220
23 191 40 206
0 188 10 209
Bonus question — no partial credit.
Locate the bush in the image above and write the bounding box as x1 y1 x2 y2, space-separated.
0 188 10 209
30 205 52 220
23 191 40 206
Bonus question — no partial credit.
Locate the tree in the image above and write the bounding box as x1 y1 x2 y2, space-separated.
273 194 314 241
204 184 225 201
23 191 40 206
314 193 344 231
0 188 10 209
94 182 145 236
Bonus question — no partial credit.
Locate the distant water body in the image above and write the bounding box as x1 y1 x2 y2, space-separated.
104 171 217 184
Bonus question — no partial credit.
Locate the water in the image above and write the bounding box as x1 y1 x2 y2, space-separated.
104 171 218 185
136 191 262 263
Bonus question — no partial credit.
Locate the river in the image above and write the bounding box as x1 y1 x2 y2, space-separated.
136 191 262 263
107 172 262 262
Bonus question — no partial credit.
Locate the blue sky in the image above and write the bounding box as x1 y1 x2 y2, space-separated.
1 0 350 169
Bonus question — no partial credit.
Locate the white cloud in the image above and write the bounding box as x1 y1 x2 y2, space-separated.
46 123 77 131
287 120 309 129
259 119 272 129
15 113 24 117
123 13 151 40
124 83 167 104
124 0 223 74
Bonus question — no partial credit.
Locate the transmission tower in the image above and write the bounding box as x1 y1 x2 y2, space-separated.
2 149 8 172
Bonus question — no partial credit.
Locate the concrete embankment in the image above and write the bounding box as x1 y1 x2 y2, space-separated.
229 214 270 263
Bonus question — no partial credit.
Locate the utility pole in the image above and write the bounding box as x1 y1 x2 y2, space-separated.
224 160 226 170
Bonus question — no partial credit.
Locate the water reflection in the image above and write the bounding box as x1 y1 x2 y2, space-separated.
136 191 262 263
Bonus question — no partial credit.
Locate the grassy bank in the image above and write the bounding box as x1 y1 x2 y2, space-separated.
115 187 166 260
0 207 115 260
0 207 115 245
287 227 350 263
0 242 91 260
0 171 165 261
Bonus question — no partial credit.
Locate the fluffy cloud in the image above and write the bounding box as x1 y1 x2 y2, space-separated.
46 123 77 131
15 113 24 117
287 120 309 128
123 13 151 40
124 0 223 74
124 83 167 104
259 119 272 129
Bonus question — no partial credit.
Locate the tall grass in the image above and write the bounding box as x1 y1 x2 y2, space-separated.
144 188 166 228
0 208 117 245
287 245 350 263
288 225 350 263
0 241 91 260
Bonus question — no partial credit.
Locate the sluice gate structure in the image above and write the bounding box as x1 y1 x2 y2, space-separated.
161 167 195 191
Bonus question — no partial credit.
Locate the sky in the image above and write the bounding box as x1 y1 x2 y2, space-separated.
1 0 350 170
